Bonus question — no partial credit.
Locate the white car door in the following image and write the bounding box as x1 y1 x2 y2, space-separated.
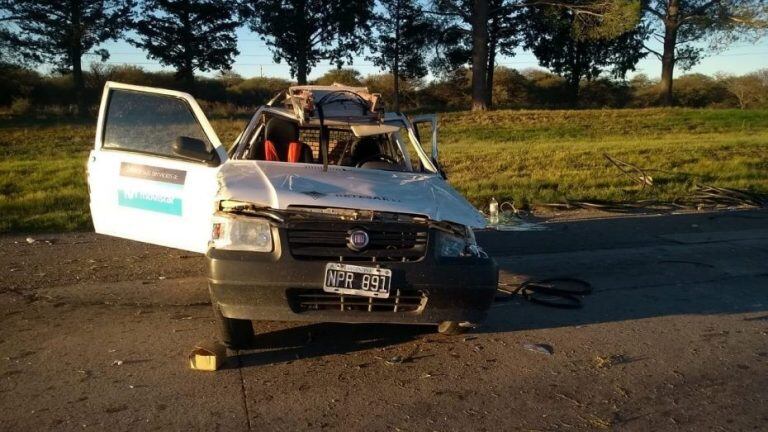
410 114 447 177
87 82 228 253
410 114 438 161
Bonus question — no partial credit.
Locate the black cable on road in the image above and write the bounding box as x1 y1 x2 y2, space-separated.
496 277 593 309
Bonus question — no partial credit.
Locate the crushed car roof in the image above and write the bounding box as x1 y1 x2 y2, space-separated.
283 83 383 124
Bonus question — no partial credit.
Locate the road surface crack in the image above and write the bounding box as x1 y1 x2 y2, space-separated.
237 353 253 431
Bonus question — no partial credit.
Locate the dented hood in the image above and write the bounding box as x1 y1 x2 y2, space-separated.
216 161 487 228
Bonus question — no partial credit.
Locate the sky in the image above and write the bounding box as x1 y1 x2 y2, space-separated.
85 27 768 82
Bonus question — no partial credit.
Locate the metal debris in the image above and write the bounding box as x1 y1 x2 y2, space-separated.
593 354 631 369
384 345 420 365
522 343 554 356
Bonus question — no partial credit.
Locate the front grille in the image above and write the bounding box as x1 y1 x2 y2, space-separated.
287 288 427 313
286 222 428 262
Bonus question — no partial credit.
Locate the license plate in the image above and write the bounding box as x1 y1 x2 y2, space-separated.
323 263 392 298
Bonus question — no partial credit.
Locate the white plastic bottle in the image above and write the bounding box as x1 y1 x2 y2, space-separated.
489 197 499 224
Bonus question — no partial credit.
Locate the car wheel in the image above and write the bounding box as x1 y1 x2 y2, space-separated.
437 321 469 336
212 305 254 349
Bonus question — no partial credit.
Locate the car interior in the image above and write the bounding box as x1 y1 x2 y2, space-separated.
254 117 314 163
244 114 412 172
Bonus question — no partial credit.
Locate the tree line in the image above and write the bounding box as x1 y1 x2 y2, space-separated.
3 63 767 115
1 0 766 115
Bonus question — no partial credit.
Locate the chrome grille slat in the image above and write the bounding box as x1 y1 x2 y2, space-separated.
297 300 408 306
294 294 424 300
287 288 427 313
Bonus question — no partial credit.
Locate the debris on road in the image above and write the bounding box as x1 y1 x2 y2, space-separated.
23 236 57 245
111 360 123 366
497 278 593 309
522 343 554 356
593 354 632 369
384 345 420 365
189 341 227 371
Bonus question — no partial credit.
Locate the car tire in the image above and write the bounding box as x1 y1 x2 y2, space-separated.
437 321 469 336
212 305 254 349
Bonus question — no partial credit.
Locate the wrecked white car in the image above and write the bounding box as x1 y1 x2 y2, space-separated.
87 82 498 347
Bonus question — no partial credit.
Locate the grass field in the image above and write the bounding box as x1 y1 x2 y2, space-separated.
1 108 767 233
440 109 768 208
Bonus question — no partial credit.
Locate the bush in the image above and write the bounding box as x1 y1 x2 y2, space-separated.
673 73 734 108
226 76 292 106
9 98 32 116
492 67 532 108
0 64 42 106
197 100 252 119
721 70 768 109
312 68 363 86
627 74 658 108
522 69 569 108
580 79 632 108
361 73 423 110
417 68 471 111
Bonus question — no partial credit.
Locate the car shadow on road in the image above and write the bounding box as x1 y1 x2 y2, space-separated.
234 322 431 368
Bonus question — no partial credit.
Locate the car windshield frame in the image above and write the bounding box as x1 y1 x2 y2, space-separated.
231 107 438 174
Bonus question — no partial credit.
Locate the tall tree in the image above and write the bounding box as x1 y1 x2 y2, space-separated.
431 0 519 108
470 0 490 110
242 0 373 85
1 0 134 114
132 0 240 89
431 0 638 111
0 19 23 66
485 1 520 105
367 0 435 111
1 5 29 66
522 2 647 106
642 0 768 106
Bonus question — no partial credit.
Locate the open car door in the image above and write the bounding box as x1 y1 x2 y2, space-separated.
410 114 438 160
410 114 446 177
87 82 227 253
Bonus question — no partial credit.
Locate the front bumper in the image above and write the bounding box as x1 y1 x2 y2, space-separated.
207 228 498 325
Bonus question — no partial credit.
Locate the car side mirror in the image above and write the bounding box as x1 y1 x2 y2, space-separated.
173 136 220 166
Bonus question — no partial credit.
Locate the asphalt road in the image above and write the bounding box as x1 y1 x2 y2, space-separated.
1 210 767 431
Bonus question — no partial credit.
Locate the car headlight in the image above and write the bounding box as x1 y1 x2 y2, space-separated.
436 227 484 257
211 214 273 252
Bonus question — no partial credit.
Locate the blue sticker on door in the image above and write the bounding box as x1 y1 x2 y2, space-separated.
118 188 183 215
118 163 186 216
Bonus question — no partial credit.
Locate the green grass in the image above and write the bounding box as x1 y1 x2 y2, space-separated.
1 108 767 233
439 109 768 208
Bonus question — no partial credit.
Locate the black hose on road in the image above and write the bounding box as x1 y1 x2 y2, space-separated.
496 277 593 309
